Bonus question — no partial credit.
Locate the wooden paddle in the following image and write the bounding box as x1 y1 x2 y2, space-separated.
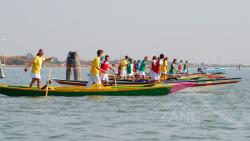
45 63 53 96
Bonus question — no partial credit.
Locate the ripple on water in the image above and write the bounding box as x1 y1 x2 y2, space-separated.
0 67 250 141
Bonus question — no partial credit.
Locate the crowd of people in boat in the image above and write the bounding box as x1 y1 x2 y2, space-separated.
86 50 189 87
24 49 189 88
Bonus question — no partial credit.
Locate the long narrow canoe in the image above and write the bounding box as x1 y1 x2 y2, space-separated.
166 79 241 88
177 73 224 80
189 79 241 87
54 74 224 87
53 78 241 87
0 84 176 97
165 78 242 83
53 79 151 86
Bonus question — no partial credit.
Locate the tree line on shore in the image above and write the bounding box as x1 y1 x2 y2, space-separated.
0 53 248 67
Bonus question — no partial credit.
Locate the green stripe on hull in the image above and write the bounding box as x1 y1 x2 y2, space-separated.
0 85 172 97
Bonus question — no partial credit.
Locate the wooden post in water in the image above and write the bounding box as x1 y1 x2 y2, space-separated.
0 60 4 78
66 51 81 81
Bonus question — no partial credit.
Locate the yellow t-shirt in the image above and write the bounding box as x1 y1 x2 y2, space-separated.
90 57 100 76
32 56 45 74
161 60 169 73
121 59 128 70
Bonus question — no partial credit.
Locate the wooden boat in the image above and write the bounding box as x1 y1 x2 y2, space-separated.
167 79 241 87
165 77 242 83
53 73 225 86
53 79 151 86
177 73 224 80
0 84 177 97
53 77 240 87
189 79 241 87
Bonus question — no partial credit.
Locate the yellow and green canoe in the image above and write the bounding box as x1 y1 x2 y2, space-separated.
0 84 177 97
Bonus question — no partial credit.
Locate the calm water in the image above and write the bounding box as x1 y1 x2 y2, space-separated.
0 67 250 141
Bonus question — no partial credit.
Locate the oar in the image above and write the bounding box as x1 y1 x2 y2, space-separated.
45 63 53 96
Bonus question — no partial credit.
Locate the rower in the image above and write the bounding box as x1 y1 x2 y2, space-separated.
169 59 178 79
184 60 189 74
127 58 135 80
24 49 53 89
119 56 129 80
150 56 157 81
151 54 164 83
178 60 184 74
100 55 114 85
133 60 138 75
86 50 105 87
137 56 148 80
161 57 169 80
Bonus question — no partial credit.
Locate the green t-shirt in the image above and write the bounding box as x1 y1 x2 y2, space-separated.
127 64 133 74
184 63 187 70
139 60 146 72
169 63 176 74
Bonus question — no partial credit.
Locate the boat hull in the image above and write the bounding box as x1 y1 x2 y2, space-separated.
54 77 241 87
0 84 173 97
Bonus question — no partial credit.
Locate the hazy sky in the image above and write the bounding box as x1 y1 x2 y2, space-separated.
0 0 249 64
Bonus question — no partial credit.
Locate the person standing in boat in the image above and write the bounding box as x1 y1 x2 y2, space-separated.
100 55 114 85
133 60 138 74
150 56 157 81
151 54 164 82
120 56 129 79
137 60 141 71
137 56 149 80
183 60 189 74
127 58 135 80
86 50 105 87
24 49 53 89
161 57 169 80
178 60 184 74
169 59 178 78
158 54 165 80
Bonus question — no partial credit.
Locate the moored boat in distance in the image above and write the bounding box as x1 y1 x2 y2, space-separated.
198 67 228 74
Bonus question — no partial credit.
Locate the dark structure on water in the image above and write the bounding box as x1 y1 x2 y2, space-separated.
66 51 81 81
0 60 4 78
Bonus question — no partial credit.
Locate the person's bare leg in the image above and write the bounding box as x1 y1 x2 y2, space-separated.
29 78 36 88
37 79 41 89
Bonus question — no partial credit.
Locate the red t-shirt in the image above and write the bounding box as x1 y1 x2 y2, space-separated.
101 61 110 73
152 60 161 74
178 64 183 70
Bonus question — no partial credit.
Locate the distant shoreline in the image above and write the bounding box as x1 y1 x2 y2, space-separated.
2 65 249 68
1 65 90 67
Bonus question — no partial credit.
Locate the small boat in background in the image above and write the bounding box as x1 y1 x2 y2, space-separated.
198 67 228 74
